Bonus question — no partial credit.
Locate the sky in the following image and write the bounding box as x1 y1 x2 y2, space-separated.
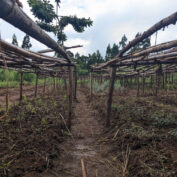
0 0 177 57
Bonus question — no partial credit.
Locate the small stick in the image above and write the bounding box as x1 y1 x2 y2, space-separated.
81 158 87 177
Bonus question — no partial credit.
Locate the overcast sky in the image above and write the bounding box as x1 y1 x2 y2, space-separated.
0 0 177 57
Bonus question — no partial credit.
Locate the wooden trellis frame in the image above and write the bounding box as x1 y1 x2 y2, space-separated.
91 11 177 126
0 0 78 129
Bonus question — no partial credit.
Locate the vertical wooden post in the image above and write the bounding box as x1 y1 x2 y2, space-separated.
35 73 39 98
106 66 116 127
142 74 145 96
150 75 153 88
19 72 23 102
53 77 56 91
155 72 158 96
74 67 77 100
137 74 140 97
90 71 93 98
172 73 174 84
64 76 67 90
67 66 72 130
162 73 165 89
43 76 46 94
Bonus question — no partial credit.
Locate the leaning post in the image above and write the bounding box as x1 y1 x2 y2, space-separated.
106 66 116 127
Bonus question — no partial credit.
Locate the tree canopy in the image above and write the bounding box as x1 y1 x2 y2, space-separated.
27 0 93 44
12 34 18 46
21 34 32 50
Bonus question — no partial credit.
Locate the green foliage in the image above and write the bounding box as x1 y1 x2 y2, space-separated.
119 34 128 50
168 128 177 138
59 16 93 32
28 0 56 23
27 0 93 44
131 32 151 52
12 34 18 46
21 34 32 50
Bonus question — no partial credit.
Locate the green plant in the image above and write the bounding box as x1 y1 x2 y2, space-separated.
168 128 177 138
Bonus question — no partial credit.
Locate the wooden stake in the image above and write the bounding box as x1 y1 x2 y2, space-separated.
19 72 23 102
90 71 93 98
74 67 77 100
81 158 87 177
137 74 140 97
43 76 46 94
142 74 145 96
35 73 39 98
67 66 72 130
106 66 116 126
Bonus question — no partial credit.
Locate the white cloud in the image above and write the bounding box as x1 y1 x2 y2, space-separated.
0 0 177 57
65 38 90 55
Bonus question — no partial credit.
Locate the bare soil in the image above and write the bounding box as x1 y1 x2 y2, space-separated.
43 88 116 177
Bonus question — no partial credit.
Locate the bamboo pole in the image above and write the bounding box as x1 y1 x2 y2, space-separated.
19 72 23 102
106 66 116 126
35 73 39 98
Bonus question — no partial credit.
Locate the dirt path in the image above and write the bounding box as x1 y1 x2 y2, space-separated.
48 89 114 177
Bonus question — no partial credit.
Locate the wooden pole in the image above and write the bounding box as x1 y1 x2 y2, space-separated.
35 73 39 98
172 73 174 84
74 67 77 100
90 71 93 98
137 74 140 97
53 77 56 91
67 66 72 130
19 72 23 102
43 76 46 94
106 66 116 126
142 74 145 96
81 158 87 177
155 72 158 96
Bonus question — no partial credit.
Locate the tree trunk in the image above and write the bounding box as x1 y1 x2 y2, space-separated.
0 0 71 62
106 66 116 126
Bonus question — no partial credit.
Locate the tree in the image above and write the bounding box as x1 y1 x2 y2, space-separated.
28 0 93 45
131 32 151 52
111 43 119 58
12 34 18 46
21 34 32 50
119 34 128 50
105 44 112 61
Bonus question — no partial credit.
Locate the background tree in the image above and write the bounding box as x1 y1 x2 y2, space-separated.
12 34 18 46
111 43 119 58
28 0 93 45
131 32 151 52
105 44 112 61
119 34 128 50
21 34 32 50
